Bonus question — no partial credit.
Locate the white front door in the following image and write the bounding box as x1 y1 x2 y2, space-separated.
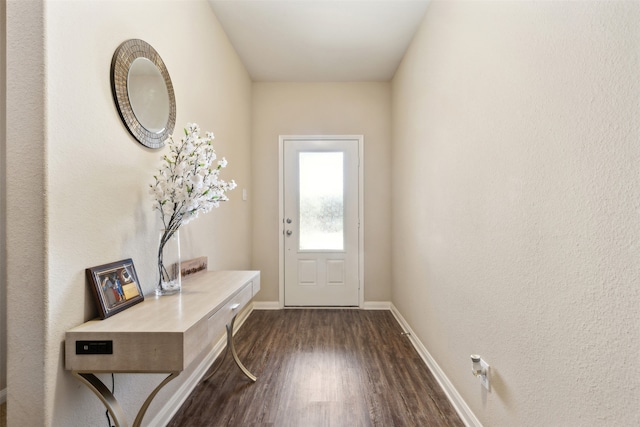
281 136 362 307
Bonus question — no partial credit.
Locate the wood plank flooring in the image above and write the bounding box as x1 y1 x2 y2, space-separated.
167 310 464 427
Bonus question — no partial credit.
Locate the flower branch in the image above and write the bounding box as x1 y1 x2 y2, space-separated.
150 123 236 293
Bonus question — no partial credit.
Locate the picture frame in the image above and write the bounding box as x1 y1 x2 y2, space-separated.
86 258 144 319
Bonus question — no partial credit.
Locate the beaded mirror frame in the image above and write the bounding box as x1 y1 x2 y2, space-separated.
110 39 176 149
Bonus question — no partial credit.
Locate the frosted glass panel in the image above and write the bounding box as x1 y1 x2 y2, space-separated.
299 152 344 251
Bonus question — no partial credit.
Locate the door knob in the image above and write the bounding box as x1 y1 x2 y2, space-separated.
286 218 292 224
286 230 293 236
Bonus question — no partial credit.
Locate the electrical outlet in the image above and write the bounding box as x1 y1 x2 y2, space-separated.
479 359 490 390
76 340 113 355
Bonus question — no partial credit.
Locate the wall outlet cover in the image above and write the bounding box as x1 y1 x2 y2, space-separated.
479 359 490 391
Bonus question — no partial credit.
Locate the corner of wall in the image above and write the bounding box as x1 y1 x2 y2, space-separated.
0 0 7 397
6 0 47 424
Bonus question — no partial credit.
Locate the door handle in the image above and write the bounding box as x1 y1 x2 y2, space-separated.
286 218 292 224
286 230 293 236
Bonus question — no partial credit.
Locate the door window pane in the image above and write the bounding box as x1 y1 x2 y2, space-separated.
299 152 344 250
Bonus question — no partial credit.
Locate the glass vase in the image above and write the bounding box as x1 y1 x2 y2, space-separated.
156 228 181 295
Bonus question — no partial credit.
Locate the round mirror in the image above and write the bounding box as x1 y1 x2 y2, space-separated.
127 58 170 133
111 39 176 149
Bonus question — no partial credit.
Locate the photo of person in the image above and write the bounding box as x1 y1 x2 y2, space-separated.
99 271 126 310
87 259 144 319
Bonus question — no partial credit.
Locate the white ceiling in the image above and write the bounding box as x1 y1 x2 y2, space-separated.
208 0 431 82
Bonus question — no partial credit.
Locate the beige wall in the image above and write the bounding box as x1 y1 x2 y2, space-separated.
0 0 6 397
251 82 392 304
392 1 640 425
6 1 46 424
7 0 251 425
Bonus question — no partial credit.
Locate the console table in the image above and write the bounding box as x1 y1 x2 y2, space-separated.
65 270 260 427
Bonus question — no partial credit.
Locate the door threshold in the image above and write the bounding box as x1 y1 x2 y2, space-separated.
283 306 360 310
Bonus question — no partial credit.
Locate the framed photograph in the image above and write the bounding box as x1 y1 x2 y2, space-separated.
86 258 144 319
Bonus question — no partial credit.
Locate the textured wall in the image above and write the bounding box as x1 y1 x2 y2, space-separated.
6 1 46 424
6 0 252 425
392 1 640 425
0 0 7 397
251 82 392 304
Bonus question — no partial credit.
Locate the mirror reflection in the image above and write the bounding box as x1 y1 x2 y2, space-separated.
127 58 170 134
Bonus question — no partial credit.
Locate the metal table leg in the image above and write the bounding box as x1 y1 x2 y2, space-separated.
73 371 178 427
203 312 257 383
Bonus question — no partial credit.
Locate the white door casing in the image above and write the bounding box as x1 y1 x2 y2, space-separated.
279 136 363 307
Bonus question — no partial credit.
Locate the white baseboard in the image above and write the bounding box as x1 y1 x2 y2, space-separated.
362 301 391 310
252 301 281 310
389 304 482 427
253 301 393 310
0 388 5 404
146 303 255 426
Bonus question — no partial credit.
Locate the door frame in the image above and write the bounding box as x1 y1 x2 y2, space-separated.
278 135 364 309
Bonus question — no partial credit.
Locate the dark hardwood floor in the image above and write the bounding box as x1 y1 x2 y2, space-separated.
167 309 464 427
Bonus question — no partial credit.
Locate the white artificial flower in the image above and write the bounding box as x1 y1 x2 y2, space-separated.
150 122 237 235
